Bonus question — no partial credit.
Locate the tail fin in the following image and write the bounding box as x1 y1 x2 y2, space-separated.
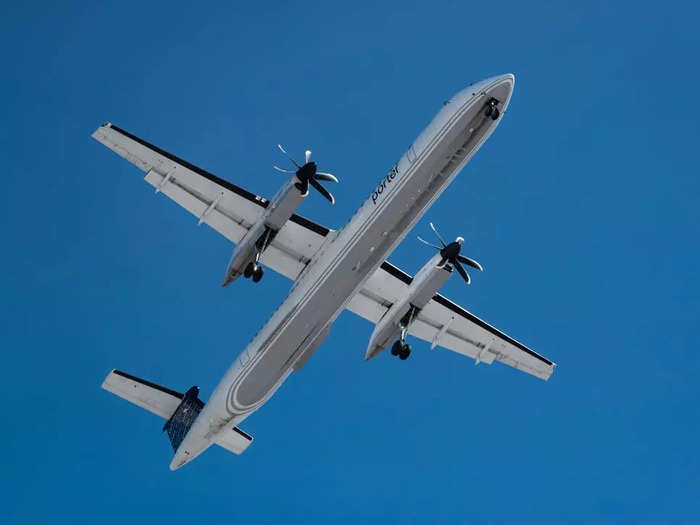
161 386 204 452
101 370 253 466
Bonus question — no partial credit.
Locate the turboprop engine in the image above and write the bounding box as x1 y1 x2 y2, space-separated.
365 223 482 361
221 145 338 286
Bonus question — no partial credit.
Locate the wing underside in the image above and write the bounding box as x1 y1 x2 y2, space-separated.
348 262 555 380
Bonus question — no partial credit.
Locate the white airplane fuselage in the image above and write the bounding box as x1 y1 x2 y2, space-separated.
171 74 515 470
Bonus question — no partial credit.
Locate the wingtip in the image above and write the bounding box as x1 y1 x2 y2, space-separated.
100 369 117 390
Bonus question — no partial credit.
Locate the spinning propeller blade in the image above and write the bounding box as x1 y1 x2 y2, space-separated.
309 177 334 204
429 222 447 247
275 144 338 204
278 144 301 168
315 172 339 183
418 223 483 286
453 260 471 285
273 165 296 174
457 254 483 272
417 236 442 250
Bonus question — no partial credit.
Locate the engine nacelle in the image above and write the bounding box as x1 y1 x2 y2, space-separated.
222 176 305 285
364 253 451 360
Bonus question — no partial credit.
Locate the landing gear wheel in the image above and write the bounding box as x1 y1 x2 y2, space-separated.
485 105 493 117
244 262 255 279
491 107 500 120
399 344 411 360
391 340 402 356
252 265 264 283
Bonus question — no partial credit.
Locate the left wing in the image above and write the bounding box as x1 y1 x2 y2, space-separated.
92 123 331 280
347 262 555 380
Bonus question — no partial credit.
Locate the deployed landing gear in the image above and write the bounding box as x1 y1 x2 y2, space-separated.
244 262 264 282
243 226 272 283
391 340 411 360
485 97 500 121
391 305 417 360
244 262 255 279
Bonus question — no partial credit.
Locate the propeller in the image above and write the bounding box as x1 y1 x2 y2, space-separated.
418 222 483 285
273 145 339 204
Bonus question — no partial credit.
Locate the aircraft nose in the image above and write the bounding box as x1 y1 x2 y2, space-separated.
499 73 515 84
487 73 515 113
492 73 515 93
449 74 515 113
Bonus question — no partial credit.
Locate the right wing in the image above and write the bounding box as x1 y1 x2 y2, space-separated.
92 123 331 280
347 262 555 380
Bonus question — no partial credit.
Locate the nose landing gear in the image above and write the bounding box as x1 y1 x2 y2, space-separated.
485 97 500 121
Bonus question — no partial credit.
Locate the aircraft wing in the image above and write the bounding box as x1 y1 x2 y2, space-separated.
346 262 555 380
92 123 331 280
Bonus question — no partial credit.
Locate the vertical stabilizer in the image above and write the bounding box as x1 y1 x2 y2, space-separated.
162 386 205 452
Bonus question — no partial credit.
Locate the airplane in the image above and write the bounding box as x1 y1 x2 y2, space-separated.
94 73 556 470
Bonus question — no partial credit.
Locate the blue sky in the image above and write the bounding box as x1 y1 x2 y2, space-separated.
2 1 699 523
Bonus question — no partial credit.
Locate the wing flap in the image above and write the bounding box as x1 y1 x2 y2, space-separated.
346 290 390 324
345 262 409 323
144 169 251 244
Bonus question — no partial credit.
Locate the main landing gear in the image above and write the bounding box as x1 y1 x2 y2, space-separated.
243 262 264 283
485 97 500 121
244 227 272 283
391 340 411 360
391 305 417 360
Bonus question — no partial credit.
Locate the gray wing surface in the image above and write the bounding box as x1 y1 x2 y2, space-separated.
347 262 555 380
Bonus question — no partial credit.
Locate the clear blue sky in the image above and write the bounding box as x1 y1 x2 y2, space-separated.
2 1 698 523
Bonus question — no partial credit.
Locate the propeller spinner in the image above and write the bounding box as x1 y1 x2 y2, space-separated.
273 145 338 204
417 222 483 285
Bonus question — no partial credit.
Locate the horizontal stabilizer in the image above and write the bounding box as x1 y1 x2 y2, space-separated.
213 426 253 455
101 370 253 459
102 369 182 419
